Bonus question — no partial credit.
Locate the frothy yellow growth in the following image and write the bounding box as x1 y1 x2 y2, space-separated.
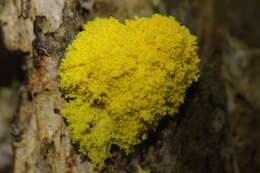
59 14 200 168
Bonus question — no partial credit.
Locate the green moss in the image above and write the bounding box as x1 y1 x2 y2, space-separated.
0 0 4 12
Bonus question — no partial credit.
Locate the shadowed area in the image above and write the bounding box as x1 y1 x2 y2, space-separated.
0 27 27 173
0 28 27 86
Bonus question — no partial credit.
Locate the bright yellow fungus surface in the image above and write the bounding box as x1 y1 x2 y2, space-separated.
59 14 200 168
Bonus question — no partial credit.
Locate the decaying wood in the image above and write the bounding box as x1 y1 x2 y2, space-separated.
0 0 259 173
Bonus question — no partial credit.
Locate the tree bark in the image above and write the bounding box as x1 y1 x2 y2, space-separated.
0 0 259 173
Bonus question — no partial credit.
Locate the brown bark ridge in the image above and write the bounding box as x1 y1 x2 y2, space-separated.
0 0 259 173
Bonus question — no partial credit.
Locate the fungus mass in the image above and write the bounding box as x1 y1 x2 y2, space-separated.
59 14 200 168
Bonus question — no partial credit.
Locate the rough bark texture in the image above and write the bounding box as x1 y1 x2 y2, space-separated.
0 0 259 173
